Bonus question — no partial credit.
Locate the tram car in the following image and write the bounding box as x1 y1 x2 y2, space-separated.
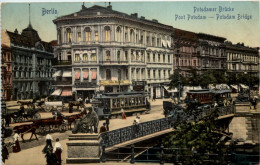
92 91 149 118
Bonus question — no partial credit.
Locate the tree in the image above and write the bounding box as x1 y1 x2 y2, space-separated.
186 67 200 87
212 70 227 84
199 70 216 88
168 71 188 90
163 110 231 164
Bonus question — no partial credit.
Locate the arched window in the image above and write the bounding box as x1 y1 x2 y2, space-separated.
85 27 91 42
83 53 88 61
91 54 97 61
58 29 62 44
130 29 135 43
75 54 80 62
104 26 111 42
106 51 110 61
66 28 72 43
106 69 111 80
116 27 121 42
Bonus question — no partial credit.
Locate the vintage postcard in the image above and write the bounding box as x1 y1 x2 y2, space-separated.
1 0 259 165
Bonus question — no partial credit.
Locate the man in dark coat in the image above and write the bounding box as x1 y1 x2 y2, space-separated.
105 116 110 131
100 123 107 133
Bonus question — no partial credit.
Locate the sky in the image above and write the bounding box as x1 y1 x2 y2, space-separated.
1 1 259 47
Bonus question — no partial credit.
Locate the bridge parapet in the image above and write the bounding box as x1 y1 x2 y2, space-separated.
101 105 236 147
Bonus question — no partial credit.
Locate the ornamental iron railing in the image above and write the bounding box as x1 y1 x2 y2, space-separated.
101 105 235 148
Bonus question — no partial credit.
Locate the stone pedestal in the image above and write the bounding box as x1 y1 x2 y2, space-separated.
66 133 101 163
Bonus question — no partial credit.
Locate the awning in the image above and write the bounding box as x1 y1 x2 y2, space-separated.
165 87 178 93
75 71 80 80
61 88 72 96
51 89 62 96
83 69 89 79
240 84 249 89
230 85 238 90
62 71 72 77
92 69 97 80
53 70 61 77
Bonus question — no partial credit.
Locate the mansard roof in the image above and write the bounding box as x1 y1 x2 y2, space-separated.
173 28 198 41
53 5 173 31
197 33 226 43
6 28 53 53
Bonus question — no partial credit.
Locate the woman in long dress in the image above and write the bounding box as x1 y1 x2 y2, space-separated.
13 132 21 153
121 108 127 119
42 134 53 154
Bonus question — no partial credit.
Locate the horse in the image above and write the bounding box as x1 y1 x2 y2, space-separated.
13 124 38 143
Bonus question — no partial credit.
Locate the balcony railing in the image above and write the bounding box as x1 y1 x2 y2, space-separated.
53 60 72 66
74 82 96 88
99 61 128 64
53 81 72 85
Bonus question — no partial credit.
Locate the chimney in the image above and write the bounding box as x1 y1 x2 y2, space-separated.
107 2 112 10
152 19 158 23
82 2 87 10
14 29 18 34
131 13 138 18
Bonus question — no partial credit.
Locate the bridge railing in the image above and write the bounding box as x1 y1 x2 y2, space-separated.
101 105 236 147
101 116 175 147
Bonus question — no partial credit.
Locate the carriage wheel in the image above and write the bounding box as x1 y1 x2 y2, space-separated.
33 113 41 120
45 106 52 112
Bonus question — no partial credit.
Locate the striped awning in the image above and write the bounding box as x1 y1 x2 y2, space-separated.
61 88 72 96
51 89 62 96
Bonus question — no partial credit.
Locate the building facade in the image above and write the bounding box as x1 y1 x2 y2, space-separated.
1 25 54 100
1 44 12 101
197 33 226 72
172 29 199 77
226 43 259 78
52 4 174 99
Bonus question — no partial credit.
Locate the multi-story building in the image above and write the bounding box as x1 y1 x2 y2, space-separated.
226 43 259 78
197 33 226 72
52 4 174 99
172 29 199 77
1 24 54 100
1 44 13 101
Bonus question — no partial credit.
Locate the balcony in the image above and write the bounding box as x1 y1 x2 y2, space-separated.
100 80 131 86
53 60 72 66
53 81 72 86
99 61 128 65
74 82 97 88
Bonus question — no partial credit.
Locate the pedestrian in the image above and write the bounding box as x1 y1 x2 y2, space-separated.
253 97 258 110
135 116 140 124
121 108 127 119
13 131 21 153
105 116 110 131
2 141 9 163
5 114 11 127
152 95 156 101
45 147 57 165
52 110 56 119
53 138 63 165
42 134 53 154
69 104 73 113
99 123 107 133
57 111 63 120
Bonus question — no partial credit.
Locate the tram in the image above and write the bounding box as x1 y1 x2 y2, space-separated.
186 89 232 105
92 91 150 118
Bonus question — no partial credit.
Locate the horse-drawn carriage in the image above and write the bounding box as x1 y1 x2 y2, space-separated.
68 100 85 110
9 108 41 123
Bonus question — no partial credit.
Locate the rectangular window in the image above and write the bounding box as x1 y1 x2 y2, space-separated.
148 70 150 79
153 54 155 62
77 32 81 42
95 31 98 41
158 54 160 62
168 55 170 63
147 53 150 62
75 54 80 62
125 51 128 61
86 32 91 42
